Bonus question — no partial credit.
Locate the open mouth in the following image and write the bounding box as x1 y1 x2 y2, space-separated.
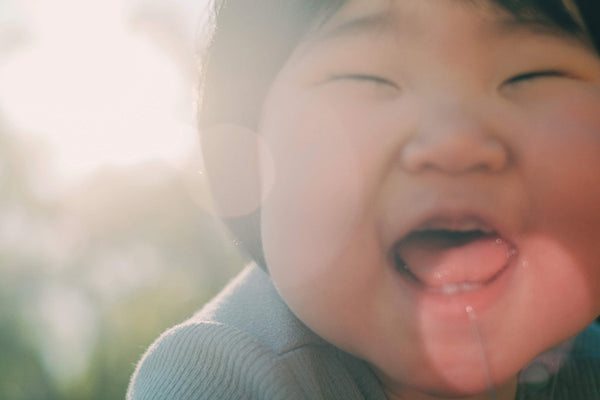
392 219 517 295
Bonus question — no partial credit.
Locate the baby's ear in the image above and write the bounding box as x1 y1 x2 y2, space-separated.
200 123 274 218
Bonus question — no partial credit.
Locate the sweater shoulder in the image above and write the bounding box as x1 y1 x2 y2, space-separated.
191 264 326 354
127 265 386 400
127 320 304 400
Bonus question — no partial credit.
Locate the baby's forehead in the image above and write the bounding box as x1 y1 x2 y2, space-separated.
304 0 588 49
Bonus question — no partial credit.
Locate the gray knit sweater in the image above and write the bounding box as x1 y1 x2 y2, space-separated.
127 265 600 399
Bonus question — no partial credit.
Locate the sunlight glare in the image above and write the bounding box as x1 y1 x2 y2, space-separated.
0 0 197 187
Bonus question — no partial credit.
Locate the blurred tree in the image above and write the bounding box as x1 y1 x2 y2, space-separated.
0 117 60 399
50 161 245 400
0 117 245 399
0 1 246 398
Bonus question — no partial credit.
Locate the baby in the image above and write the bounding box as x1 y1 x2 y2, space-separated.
128 0 600 399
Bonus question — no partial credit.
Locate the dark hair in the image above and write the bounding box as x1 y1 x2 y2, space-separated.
198 0 600 267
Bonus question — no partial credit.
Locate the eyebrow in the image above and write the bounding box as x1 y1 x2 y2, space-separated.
491 14 592 51
301 11 397 49
319 12 393 39
496 15 584 39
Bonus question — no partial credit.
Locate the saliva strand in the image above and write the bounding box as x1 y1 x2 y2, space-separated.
466 305 499 400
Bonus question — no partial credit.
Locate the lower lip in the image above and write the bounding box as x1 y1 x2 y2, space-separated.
393 252 521 318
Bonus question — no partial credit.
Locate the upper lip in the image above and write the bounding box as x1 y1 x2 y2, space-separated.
383 204 516 254
410 216 495 234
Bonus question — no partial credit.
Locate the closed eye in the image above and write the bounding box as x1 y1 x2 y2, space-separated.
506 70 567 84
327 73 399 88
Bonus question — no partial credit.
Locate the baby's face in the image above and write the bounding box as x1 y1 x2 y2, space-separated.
258 0 600 398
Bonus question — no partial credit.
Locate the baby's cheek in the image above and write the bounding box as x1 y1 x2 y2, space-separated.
518 236 600 336
529 84 600 144
520 88 600 227
261 139 371 287
261 94 380 284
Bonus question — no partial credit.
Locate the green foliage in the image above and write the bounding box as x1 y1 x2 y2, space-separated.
0 123 245 400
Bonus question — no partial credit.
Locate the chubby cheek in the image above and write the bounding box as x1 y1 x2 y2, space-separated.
259 84 399 283
518 91 600 327
261 141 367 284
260 100 378 308
519 236 600 325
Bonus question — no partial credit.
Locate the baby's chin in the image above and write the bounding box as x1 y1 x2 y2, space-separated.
364 326 526 399
373 353 519 400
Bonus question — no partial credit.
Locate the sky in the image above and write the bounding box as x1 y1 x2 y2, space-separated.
0 0 206 189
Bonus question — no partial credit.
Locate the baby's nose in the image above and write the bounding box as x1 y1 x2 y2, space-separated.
400 108 509 174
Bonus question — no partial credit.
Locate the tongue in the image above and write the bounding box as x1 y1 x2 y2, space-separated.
395 231 510 288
